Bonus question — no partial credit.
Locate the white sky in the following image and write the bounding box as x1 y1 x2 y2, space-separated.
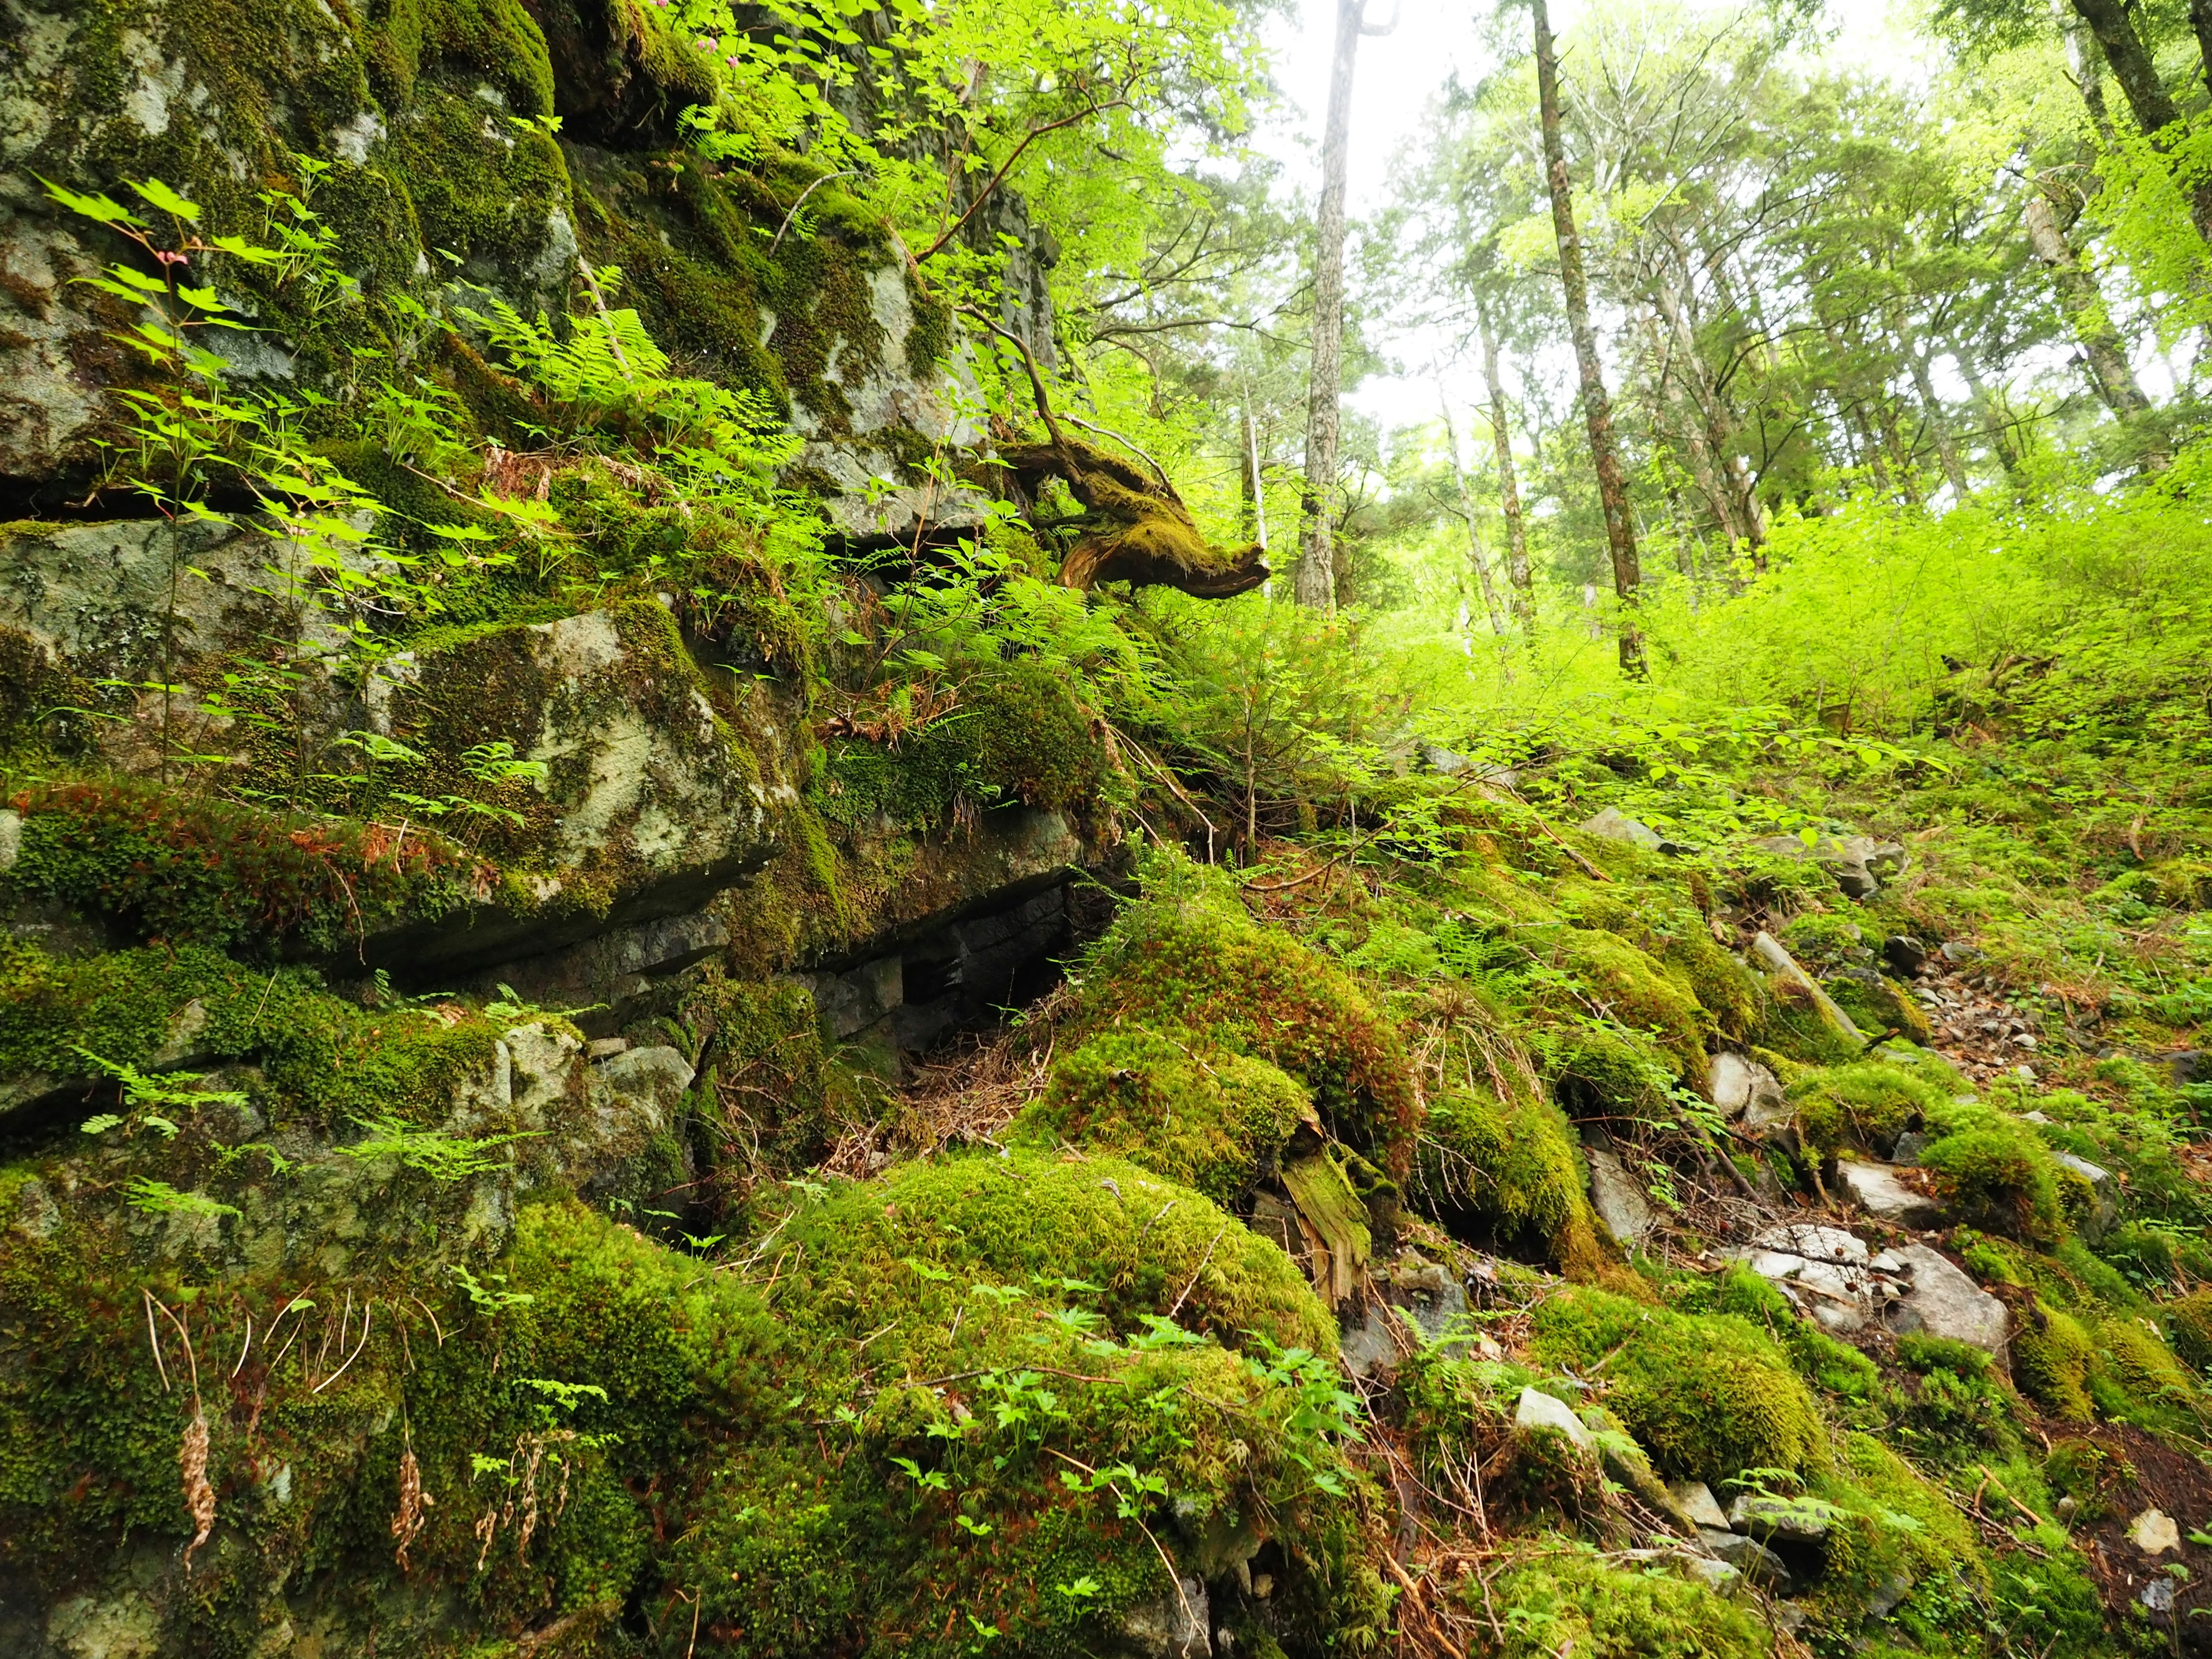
1251 0 1932 432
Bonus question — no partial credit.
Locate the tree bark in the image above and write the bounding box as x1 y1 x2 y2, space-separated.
1532 0 1643 677
1475 298 1535 638
2055 0 2117 142
1640 306 1743 547
1295 0 1366 611
1649 259 1763 558
1948 337 2029 491
2194 0 2212 101
2022 188 2164 444
2070 0 2212 242
1902 331 1971 498
1438 395 1510 647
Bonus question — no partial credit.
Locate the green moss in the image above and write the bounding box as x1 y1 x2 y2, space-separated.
1919 1111 2066 1243
2011 1298 2096 1421
1478 1544 1773 1659
1785 1060 1950 1161
0 778 488 963
1073 859 1419 1177
787 1147 1337 1359
1011 1031 1308 1207
1546 927 1711 1076
816 661 1108 833
1695 1263 1882 1402
2162 1287 2212 1370
1415 1086 1599 1278
1808 1436 1990 1647
1529 1287 1827 1486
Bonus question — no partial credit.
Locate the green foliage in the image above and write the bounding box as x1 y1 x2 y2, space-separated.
1415 1085 1599 1276
1479 1544 1774 1659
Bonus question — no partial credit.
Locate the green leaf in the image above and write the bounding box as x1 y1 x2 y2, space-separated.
131 177 203 221
37 176 147 228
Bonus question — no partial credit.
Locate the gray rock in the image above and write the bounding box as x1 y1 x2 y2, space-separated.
1341 1255 1469 1377
1883 935 1928 976
1581 806 1668 852
1770 1601 1808 1635
1876 1244 2008 1354
1514 1387 1594 1453
1709 1051 1785 1123
1940 941 1982 966
1866 1569 1912 1620
0 808 18 873
1736 1247 1876 1334
1749 932 1865 1043
1679 1555 1742 1592
1698 1528 1790 1588
1728 1492 1832 1543
1837 1160 1947 1229
2051 1150 2119 1240
1669 1480 1732 1531
1118 1577 1210 1658
1749 833 1907 901
589 1044 696 1127
1585 1146 1657 1247
1891 1130 1931 1165
1751 1223 1868 1266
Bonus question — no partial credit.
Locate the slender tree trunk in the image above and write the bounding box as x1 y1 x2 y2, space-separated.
1532 0 1643 677
1241 376 1270 556
1476 298 1535 638
1949 337 2029 490
1438 395 1510 647
1296 0 1366 611
2055 0 2118 142
2022 188 2169 470
1902 332 1971 498
1647 260 1760 554
1640 308 1741 546
2194 0 2212 100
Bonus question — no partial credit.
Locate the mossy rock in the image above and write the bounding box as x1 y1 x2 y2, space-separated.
785 1147 1338 1358
1529 1287 1827 1487
1074 857 1418 1176
1414 1085 1599 1278
1476 1543 1774 1659
2163 1288 2212 1371
1805 1436 1990 1644
1919 1100 2066 1243
1785 1060 1950 1161
1010 1029 1309 1207
1544 926 1711 1076
2011 1297 2097 1421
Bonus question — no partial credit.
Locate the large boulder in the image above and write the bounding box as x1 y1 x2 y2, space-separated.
1875 1243 2009 1354
1749 833 1909 902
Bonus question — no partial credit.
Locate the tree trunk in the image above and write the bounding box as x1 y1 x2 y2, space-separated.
1241 376 1270 556
1647 258 1762 558
1476 298 1536 638
1438 395 1510 647
1902 332 1971 498
2055 0 2117 142
1948 338 2029 490
2022 188 2165 451
1295 0 1366 612
2194 0 2212 100
2070 0 2212 241
1640 306 1743 547
1532 0 1643 677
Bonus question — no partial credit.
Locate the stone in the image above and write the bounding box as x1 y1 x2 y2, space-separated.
1118 1577 1210 1658
2143 1577 2177 1614
1514 1387 1594 1453
2051 1150 2119 1240
1698 1528 1790 1588
1580 806 1672 853
1883 934 1929 976
1837 1160 1947 1229
1669 1480 1732 1531
1749 931 1865 1043
1866 1570 1912 1620
1876 1244 2008 1354
1737 1248 1875 1335
589 1045 696 1126
1708 1051 1785 1123
1585 1146 1657 1247
1748 832 1907 901
1751 1222 1868 1265
1341 1254 1469 1377
1940 941 1983 966
2131 1508 2181 1556
1728 1492 1832 1544
2166 1050 2207 1087
1891 1130 1931 1165
1679 1556 1741 1592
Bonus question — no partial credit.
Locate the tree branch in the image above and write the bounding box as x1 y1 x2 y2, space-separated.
914 96 1132 264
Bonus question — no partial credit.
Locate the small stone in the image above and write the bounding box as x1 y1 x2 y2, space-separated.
1891 1130 1930 1165
2143 1577 2177 1614
1837 1160 1947 1230
1769 1601 1808 1635
1581 806 1666 851
1679 1555 1741 1592
2131 1508 2181 1556
1514 1387 1594 1452
1728 1492 1832 1544
1880 1244 2008 1353
1866 1570 1912 1620
1709 1051 1785 1123
1940 941 1982 965
1669 1480 1732 1531
1119 1577 1210 1657
1585 1147 1657 1247
1699 1528 1790 1588
1883 934 1928 976
586 1036 631 1058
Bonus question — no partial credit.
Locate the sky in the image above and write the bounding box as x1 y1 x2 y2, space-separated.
1252 0 1932 432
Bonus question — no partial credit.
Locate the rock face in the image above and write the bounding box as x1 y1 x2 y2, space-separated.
1669 1480 1732 1531
1876 1244 2009 1353
1837 1159 1947 1229
1118 1578 1211 1658
1342 1253 1469 1377
1580 806 1676 853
